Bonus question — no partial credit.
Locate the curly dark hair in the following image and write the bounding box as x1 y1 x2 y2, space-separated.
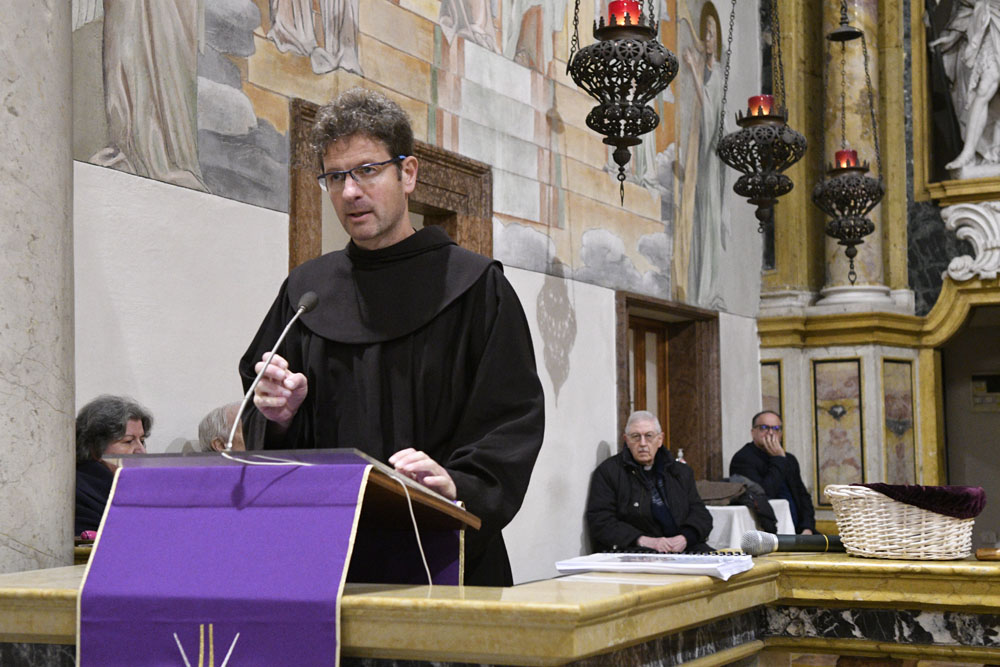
309 87 414 169
76 395 153 462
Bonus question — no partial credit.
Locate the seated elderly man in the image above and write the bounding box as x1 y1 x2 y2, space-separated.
586 410 713 553
75 395 153 535
197 402 244 452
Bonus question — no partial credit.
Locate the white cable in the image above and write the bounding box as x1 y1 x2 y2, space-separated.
392 476 433 587
219 451 315 466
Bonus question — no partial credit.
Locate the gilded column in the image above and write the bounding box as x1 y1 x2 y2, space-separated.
815 0 896 310
0 2 75 571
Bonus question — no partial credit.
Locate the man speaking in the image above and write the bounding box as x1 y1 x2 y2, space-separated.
239 88 545 587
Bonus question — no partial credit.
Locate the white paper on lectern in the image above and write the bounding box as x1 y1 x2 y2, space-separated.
555 552 753 581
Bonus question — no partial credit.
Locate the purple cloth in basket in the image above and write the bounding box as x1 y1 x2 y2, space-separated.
858 483 986 519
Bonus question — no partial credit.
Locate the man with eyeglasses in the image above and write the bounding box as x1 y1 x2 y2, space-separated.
239 88 544 587
729 410 815 534
585 411 712 554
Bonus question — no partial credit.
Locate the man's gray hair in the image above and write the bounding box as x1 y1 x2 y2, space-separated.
197 403 240 452
625 410 662 433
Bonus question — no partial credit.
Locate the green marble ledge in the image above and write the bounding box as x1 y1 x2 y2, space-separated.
1 554 998 666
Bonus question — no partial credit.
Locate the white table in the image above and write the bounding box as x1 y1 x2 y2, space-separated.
705 499 796 550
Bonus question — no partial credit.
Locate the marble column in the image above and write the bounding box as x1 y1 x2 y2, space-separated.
815 0 896 311
0 3 75 571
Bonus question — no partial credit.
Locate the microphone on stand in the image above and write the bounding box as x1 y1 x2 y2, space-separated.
740 530 845 556
226 291 318 451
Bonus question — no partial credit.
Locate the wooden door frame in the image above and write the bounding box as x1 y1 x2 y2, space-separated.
615 292 722 480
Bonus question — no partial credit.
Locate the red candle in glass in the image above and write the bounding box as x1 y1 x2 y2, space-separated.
748 94 774 116
835 148 859 168
608 0 641 25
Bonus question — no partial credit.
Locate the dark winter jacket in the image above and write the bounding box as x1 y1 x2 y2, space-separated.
729 442 816 533
586 447 713 552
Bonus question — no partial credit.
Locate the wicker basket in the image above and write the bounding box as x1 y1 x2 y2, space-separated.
824 484 975 560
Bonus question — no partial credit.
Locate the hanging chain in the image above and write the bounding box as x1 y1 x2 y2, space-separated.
840 41 847 149
861 33 882 178
717 0 737 146
771 0 785 107
568 0 581 67
646 0 656 26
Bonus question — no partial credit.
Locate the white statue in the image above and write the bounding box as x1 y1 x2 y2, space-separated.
931 0 1000 171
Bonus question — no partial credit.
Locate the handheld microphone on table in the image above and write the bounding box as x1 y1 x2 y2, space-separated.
226 291 319 451
740 530 845 556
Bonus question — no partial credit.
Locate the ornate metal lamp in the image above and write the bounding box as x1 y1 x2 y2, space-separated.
567 0 678 204
810 1 884 284
715 0 807 232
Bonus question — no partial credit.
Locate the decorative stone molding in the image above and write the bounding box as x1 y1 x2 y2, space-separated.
942 201 1000 281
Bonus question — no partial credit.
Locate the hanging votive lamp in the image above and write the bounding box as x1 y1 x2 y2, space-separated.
811 144 883 283
715 0 807 232
810 1 883 284
566 0 678 204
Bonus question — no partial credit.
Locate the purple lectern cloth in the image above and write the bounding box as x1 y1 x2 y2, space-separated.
79 461 369 666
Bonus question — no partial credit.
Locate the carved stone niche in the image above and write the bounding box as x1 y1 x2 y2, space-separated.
288 98 493 270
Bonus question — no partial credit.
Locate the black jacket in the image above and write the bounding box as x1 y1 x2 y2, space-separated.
586 447 713 552
729 442 815 533
75 460 114 535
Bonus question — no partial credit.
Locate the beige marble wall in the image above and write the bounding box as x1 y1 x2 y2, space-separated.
0 1 75 571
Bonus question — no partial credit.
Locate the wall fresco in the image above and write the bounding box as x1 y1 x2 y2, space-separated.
71 0 761 313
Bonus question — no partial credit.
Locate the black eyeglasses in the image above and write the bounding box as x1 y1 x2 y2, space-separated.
754 424 782 433
317 156 406 192
625 431 662 443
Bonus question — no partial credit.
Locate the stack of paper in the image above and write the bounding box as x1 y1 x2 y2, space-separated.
555 552 753 581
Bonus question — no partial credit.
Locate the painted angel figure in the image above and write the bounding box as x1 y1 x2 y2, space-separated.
440 0 499 51
268 0 362 75
76 0 208 191
676 2 726 309
931 0 1000 169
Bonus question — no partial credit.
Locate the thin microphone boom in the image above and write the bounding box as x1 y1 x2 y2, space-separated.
226 292 318 450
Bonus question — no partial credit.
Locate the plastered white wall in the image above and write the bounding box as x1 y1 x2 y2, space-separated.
74 162 288 452
73 164 762 583
502 268 618 584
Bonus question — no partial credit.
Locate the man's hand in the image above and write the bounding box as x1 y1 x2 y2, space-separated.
761 431 785 457
253 353 308 430
388 448 457 500
801 528 814 535
636 535 688 553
